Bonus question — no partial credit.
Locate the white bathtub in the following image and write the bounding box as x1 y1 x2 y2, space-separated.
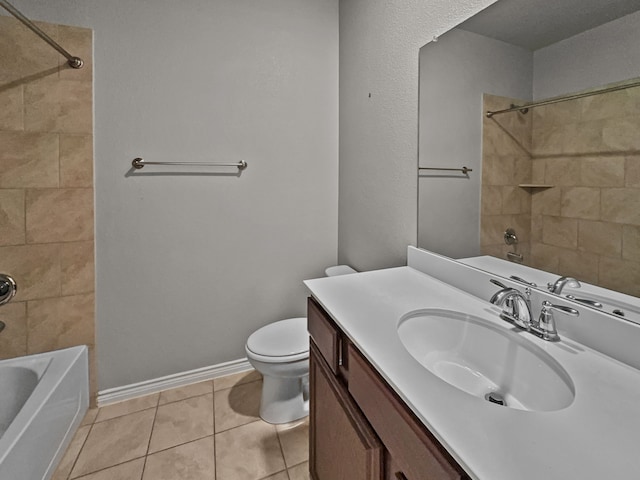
0 346 89 480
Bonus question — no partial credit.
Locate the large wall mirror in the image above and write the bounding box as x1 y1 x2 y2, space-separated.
418 0 640 300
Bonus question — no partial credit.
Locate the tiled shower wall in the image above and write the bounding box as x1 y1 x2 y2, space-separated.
0 17 96 395
481 83 640 297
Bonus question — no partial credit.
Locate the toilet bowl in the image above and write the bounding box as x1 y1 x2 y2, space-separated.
245 265 356 424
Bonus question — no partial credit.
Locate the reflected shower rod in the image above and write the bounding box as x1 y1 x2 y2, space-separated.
0 0 83 68
486 79 640 118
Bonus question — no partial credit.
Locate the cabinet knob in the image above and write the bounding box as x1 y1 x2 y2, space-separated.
395 472 409 480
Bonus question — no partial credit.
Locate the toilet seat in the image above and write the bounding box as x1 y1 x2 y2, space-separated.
246 317 308 363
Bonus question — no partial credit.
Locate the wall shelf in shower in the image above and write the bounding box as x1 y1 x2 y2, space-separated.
518 184 554 189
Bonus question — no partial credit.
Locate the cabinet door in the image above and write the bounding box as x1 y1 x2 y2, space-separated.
310 343 383 480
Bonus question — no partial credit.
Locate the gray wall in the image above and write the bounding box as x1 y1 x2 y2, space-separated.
533 10 640 99
17 0 339 390
338 0 498 271
418 29 532 258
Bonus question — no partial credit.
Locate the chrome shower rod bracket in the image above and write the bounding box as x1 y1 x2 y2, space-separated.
0 0 84 69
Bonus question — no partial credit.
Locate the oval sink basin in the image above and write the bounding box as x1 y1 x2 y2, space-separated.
397 309 575 412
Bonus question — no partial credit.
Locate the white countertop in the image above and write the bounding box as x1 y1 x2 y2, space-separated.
304 266 640 480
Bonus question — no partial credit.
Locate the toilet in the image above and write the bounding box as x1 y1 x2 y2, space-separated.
245 265 356 424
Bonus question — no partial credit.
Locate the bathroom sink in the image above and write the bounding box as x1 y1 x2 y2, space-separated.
397 309 575 411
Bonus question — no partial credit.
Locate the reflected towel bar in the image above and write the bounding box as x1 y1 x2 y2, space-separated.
132 158 248 170
419 166 472 174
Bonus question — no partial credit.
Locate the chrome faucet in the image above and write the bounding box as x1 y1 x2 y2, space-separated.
530 301 579 341
489 280 533 330
547 276 581 294
489 279 579 341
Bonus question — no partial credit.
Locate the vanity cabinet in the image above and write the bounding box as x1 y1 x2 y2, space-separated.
308 297 469 480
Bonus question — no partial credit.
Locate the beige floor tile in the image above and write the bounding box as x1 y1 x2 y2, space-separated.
51 425 90 480
143 436 215 480
75 458 145 480
158 380 213 405
261 471 289 480
276 418 309 468
95 394 159 423
214 380 262 432
70 409 155 478
81 407 99 426
214 369 262 391
287 462 310 480
215 420 285 480
148 394 213 453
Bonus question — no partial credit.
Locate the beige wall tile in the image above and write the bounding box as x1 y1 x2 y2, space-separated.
623 225 640 262
544 158 580 186
0 302 27 359
560 187 600 220
0 131 59 188
557 249 599 285
602 115 640 152
601 188 640 226
531 187 561 216
579 89 638 121
26 188 94 243
626 156 640 188
578 220 622 257
71 409 155 478
61 241 95 295
480 215 511 247
58 25 93 82
0 84 24 130
542 216 578 248
530 215 543 243
501 186 522 214
0 189 25 246
481 186 502 215
24 78 93 134
531 159 546 184
0 17 59 82
482 155 514 186
567 121 604 155
60 134 94 187
27 293 95 353
598 256 640 297
580 156 625 187
149 394 214 453
529 243 561 275
0 244 60 301
514 156 532 185
511 214 531 244
143 436 215 480
533 100 581 128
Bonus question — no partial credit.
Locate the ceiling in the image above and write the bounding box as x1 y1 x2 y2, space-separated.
458 0 640 50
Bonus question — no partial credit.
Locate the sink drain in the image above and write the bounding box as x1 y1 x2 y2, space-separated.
485 392 506 406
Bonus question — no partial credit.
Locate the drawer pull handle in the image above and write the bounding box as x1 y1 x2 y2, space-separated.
395 472 408 480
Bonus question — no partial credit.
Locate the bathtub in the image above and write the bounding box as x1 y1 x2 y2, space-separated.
0 346 89 480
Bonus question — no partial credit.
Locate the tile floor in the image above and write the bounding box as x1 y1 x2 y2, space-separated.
52 370 310 480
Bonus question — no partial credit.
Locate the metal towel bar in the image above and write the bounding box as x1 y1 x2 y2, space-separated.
132 158 248 170
418 166 472 174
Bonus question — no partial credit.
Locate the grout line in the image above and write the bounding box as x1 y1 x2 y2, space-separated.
212 388 217 480
139 393 161 480
65 421 95 480
70 456 146 480
275 421 289 472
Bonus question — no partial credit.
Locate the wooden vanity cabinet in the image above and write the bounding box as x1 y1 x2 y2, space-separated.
308 297 470 480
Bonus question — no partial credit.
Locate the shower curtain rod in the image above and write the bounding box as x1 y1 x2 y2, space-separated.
486 79 640 118
0 0 83 68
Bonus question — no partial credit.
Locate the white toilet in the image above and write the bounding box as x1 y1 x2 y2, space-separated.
245 265 356 424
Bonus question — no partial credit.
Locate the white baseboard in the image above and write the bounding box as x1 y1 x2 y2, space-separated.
97 357 253 407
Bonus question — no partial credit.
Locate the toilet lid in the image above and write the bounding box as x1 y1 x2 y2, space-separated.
247 317 309 357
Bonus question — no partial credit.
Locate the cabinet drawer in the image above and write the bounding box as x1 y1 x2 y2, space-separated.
348 346 467 480
308 297 340 374
310 343 383 480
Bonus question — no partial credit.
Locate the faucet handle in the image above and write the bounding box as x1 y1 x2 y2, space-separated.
490 278 508 289
535 301 579 341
